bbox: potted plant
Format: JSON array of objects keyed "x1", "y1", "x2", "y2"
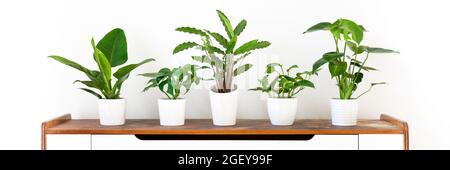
[
  {"x1": 173, "y1": 10, "x2": 271, "y2": 126},
  {"x1": 48, "y1": 28, "x2": 154, "y2": 126},
  {"x1": 140, "y1": 64, "x2": 202, "y2": 126},
  {"x1": 250, "y1": 63, "x2": 316, "y2": 125},
  {"x1": 303, "y1": 19, "x2": 399, "y2": 126}
]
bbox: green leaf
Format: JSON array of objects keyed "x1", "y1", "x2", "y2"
[
  {"x1": 173, "y1": 42, "x2": 199, "y2": 54},
  {"x1": 363, "y1": 46, "x2": 399, "y2": 54},
  {"x1": 266, "y1": 63, "x2": 282, "y2": 73},
  {"x1": 328, "y1": 61, "x2": 347, "y2": 77},
  {"x1": 96, "y1": 28, "x2": 128, "y2": 67},
  {"x1": 296, "y1": 79, "x2": 315, "y2": 88},
  {"x1": 74, "y1": 80, "x2": 97, "y2": 88},
  {"x1": 312, "y1": 58, "x2": 328, "y2": 72},
  {"x1": 139, "y1": 72, "x2": 163, "y2": 78},
  {"x1": 234, "y1": 19, "x2": 247, "y2": 36},
  {"x1": 312, "y1": 52, "x2": 344, "y2": 72},
  {"x1": 338, "y1": 19, "x2": 364, "y2": 44},
  {"x1": 78, "y1": 88, "x2": 102, "y2": 99},
  {"x1": 234, "y1": 40, "x2": 271, "y2": 55},
  {"x1": 216, "y1": 10, "x2": 235, "y2": 40},
  {"x1": 303, "y1": 22, "x2": 331, "y2": 34},
  {"x1": 204, "y1": 45, "x2": 225, "y2": 55},
  {"x1": 175, "y1": 27, "x2": 207, "y2": 36},
  {"x1": 206, "y1": 31, "x2": 228, "y2": 49},
  {"x1": 287, "y1": 65, "x2": 299, "y2": 73},
  {"x1": 112, "y1": 73, "x2": 130, "y2": 96},
  {"x1": 113, "y1": 58, "x2": 154, "y2": 79},
  {"x1": 351, "y1": 62, "x2": 377, "y2": 71},
  {"x1": 192, "y1": 55, "x2": 211, "y2": 64},
  {"x1": 48, "y1": 55, "x2": 93, "y2": 77},
  {"x1": 354, "y1": 72, "x2": 363, "y2": 83},
  {"x1": 92, "y1": 45, "x2": 112, "y2": 90},
  {"x1": 233, "y1": 64, "x2": 253, "y2": 76}
]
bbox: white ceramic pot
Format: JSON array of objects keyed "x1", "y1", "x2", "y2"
[
  {"x1": 267, "y1": 98, "x2": 298, "y2": 126},
  {"x1": 98, "y1": 99, "x2": 126, "y2": 126},
  {"x1": 158, "y1": 98, "x2": 186, "y2": 126},
  {"x1": 330, "y1": 98, "x2": 358, "y2": 126},
  {"x1": 209, "y1": 85, "x2": 238, "y2": 126}
]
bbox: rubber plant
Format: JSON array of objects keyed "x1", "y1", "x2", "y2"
[
  {"x1": 173, "y1": 9, "x2": 271, "y2": 93},
  {"x1": 140, "y1": 64, "x2": 204, "y2": 99},
  {"x1": 303, "y1": 19, "x2": 399, "y2": 99},
  {"x1": 250, "y1": 63, "x2": 316, "y2": 98},
  {"x1": 49, "y1": 28, "x2": 154, "y2": 99}
]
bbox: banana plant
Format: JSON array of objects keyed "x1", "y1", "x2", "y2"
[
  {"x1": 250, "y1": 63, "x2": 316, "y2": 98},
  {"x1": 303, "y1": 19, "x2": 399, "y2": 99},
  {"x1": 173, "y1": 9, "x2": 271, "y2": 93},
  {"x1": 49, "y1": 28, "x2": 154, "y2": 99},
  {"x1": 140, "y1": 64, "x2": 204, "y2": 100}
]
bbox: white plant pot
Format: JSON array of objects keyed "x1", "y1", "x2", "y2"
[
  {"x1": 209, "y1": 85, "x2": 238, "y2": 126},
  {"x1": 267, "y1": 98, "x2": 298, "y2": 126},
  {"x1": 158, "y1": 98, "x2": 186, "y2": 126},
  {"x1": 330, "y1": 98, "x2": 358, "y2": 126},
  {"x1": 98, "y1": 99, "x2": 126, "y2": 126}
]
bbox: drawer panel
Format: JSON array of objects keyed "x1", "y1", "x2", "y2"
[
  {"x1": 91, "y1": 134, "x2": 358, "y2": 150},
  {"x1": 358, "y1": 134, "x2": 404, "y2": 150},
  {"x1": 46, "y1": 134, "x2": 91, "y2": 150}
]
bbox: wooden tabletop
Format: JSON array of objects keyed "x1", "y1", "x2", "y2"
[{"x1": 43, "y1": 114, "x2": 407, "y2": 135}]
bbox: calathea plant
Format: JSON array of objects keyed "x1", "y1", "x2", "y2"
[
  {"x1": 303, "y1": 19, "x2": 399, "y2": 99},
  {"x1": 250, "y1": 63, "x2": 316, "y2": 98},
  {"x1": 49, "y1": 28, "x2": 154, "y2": 99},
  {"x1": 140, "y1": 64, "x2": 204, "y2": 100},
  {"x1": 173, "y1": 9, "x2": 271, "y2": 93}
]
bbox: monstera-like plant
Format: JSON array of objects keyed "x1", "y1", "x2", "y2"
[
  {"x1": 250, "y1": 63, "x2": 316, "y2": 126},
  {"x1": 173, "y1": 10, "x2": 271, "y2": 126},
  {"x1": 49, "y1": 28, "x2": 154, "y2": 125},
  {"x1": 140, "y1": 64, "x2": 203, "y2": 126},
  {"x1": 303, "y1": 19, "x2": 398, "y2": 126}
]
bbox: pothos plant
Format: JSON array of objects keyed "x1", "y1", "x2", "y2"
[
  {"x1": 173, "y1": 9, "x2": 271, "y2": 93},
  {"x1": 140, "y1": 64, "x2": 204, "y2": 100},
  {"x1": 250, "y1": 63, "x2": 316, "y2": 98},
  {"x1": 303, "y1": 19, "x2": 399, "y2": 99},
  {"x1": 49, "y1": 28, "x2": 154, "y2": 99}
]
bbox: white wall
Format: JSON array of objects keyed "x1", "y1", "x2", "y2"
[{"x1": 0, "y1": 0, "x2": 449, "y2": 149}]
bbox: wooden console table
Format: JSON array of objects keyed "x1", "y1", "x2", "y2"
[{"x1": 42, "y1": 114, "x2": 408, "y2": 150}]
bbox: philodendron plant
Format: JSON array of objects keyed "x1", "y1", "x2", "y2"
[
  {"x1": 303, "y1": 19, "x2": 399, "y2": 99},
  {"x1": 49, "y1": 28, "x2": 154, "y2": 99},
  {"x1": 173, "y1": 9, "x2": 271, "y2": 93},
  {"x1": 250, "y1": 63, "x2": 316, "y2": 98},
  {"x1": 140, "y1": 64, "x2": 203, "y2": 100}
]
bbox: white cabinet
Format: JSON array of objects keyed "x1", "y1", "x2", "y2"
[
  {"x1": 46, "y1": 134, "x2": 91, "y2": 150},
  {"x1": 358, "y1": 134, "x2": 404, "y2": 150},
  {"x1": 91, "y1": 135, "x2": 358, "y2": 150}
]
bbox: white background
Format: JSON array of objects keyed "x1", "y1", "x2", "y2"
[{"x1": 0, "y1": 0, "x2": 449, "y2": 149}]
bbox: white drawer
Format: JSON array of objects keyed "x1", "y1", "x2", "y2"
[
  {"x1": 46, "y1": 134, "x2": 91, "y2": 150},
  {"x1": 358, "y1": 134, "x2": 404, "y2": 150},
  {"x1": 91, "y1": 134, "x2": 358, "y2": 150}
]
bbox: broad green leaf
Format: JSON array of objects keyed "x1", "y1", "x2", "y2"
[
  {"x1": 139, "y1": 72, "x2": 164, "y2": 78},
  {"x1": 296, "y1": 79, "x2": 315, "y2": 88},
  {"x1": 323, "y1": 52, "x2": 344, "y2": 61},
  {"x1": 354, "y1": 72, "x2": 363, "y2": 83},
  {"x1": 351, "y1": 62, "x2": 377, "y2": 71},
  {"x1": 113, "y1": 58, "x2": 154, "y2": 79},
  {"x1": 175, "y1": 27, "x2": 207, "y2": 36},
  {"x1": 328, "y1": 61, "x2": 347, "y2": 77},
  {"x1": 234, "y1": 40, "x2": 271, "y2": 55},
  {"x1": 173, "y1": 42, "x2": 199, "y2": 54},
  {"x1": 93, "y1": 46, "x2": 112, "y2": 91},
  {"x1": 233, "y1": 64, "x2": 253, "y2": 76},
  {"x1": 192, "y1": 55, "x2": 211, "y2": 64},
  {"x1": 266, "y1": 63, "x2": 282, "y2": 73},
  {"x1": 78, "y1": 88, "x2": 102, "y2": 99},
  {"x1": 48, "y1": 55, "x2": 93, "y2": 77},
  {"x1": 216, "y1": 10, "x2": 235, "y2": 40},
  {"x1": 287, "y1": 65, "x2": 299, "y2": 73},
  {"x1": 112, "y1": 73, "x2": 130, "y2": 95},
  {"x1": 364, "y1": 46, "x2": 399, "y2": 54},
  {"x1": 203, "y1": 45, "x2": 225, "y2": 55},
  {"x1": 312, "y1": 58, "x2": 328, "y2": 72},
  {"x1": 303, "y1": 22, "x2": 331, "y2": 34},
  {"x1": 234, "y1": 20, "x2": 247, "y2": 36},
  {"x1": 96, "y1": 28, "x2": 128, "y2": 67},
  {"x1": 206, "y1": 31, "x2": 228, "y2": 49},
  {"x1": 338, "y1": 19, "x2": 364, "y2": 44},
  {"x1": 73, "y1": 80, "x2": 97, "y2": 89}
]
